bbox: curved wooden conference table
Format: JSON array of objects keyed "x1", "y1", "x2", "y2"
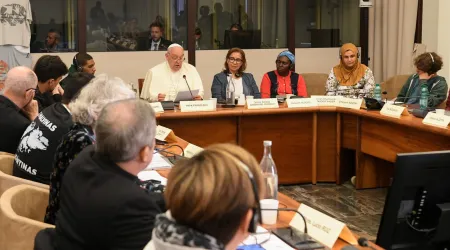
[{"x1": 155, "y1": 104, "x2": 450, "y2": 189}]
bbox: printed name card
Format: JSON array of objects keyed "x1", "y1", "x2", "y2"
[
  {"x1": 184, "y1": 143, "x2": 204, "y2": 158},
  {"x1": 180, "y1": 100, "x2": 215, "y2": 112},
  {"x1": 311, "y1": 95, "x2": 342, "y2": 107},
  {"x1": 380, "y1": 104, "x2": 408, "y2": 119},
  {"x1": 286, "y1": 98, "x2": 318, "y2": 108},
  {"x1": 246, "y1": 98, "x2": 279, "y2": 109},
  {"x1": 155, "y1": 125, "x2": 173, "y2": 141},
  {"x1": 422, "y1": 113, "x2": 450, "y2": 128},
  {"x1": 289, "y1": 204, "x2": 357, "y2": 248},
  {"x1": 338, "y1": 97, "x2": 363, "y2": 110},
  {"x1": 149, "y1": 102, "x2": 164, "y2": 113}
]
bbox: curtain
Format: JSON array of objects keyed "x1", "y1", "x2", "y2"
[{"x1": 368, "y1": 0, "x2": 418, "y2": 83}]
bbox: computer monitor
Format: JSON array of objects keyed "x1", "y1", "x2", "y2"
[
  {"x1": 376, "y1": 150, "x2": 450, "y2": 250},
  {"x1": 223, "y1": 30, "x2": 261, "y2": 49}
]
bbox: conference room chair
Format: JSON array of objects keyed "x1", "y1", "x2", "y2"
[
  {"x1": 0, "y1": 184, "x2": 54, "y2": 250},
  {"x1": 380, "y1": 74, "x2": 410, "y2": 100},
  {"x1": 0, "y1": 154, "x2": 48, "y2": 197},
  {"x1": 302, "y1": 73, "x2": 328, "y2": 96},
  {"x1": 138, "y1": 78, "x2": 145, "y2": 94}
]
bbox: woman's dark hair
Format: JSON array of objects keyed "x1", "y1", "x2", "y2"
[
  {"x1": 414, "y1": 52, "x2": 443, "y2": 75},
  {"x1": 223, "y1": 48, "x2": 247, "y2": 76}
]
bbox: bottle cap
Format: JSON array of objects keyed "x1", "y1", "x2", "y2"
[{"x1": 263, "y1": 140, "x2": 272, "y2": 146}]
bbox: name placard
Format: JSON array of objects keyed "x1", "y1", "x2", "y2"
[
  {"x1": 149, "y1": 102, "x2": 164, "y2": 113},
  {"x1": 311, "y1": 95, "x2": 342, "y2": 107},
  {"x1": 338, "y1": 97, "x2": 363, "y2": 110},
  {"x1": 246, "y1": 98, "x2": 279, "y2": 110},
  {"x1": 380, "y1": 104, "x2": 408, "y2": 119},
  {"x1": 184, "y1": 143, "x2": 204, "y2": 158},
  {"x1": 423, "y1": 113, "x2": 450, "y2": 128},
  {"x1": 286, "y1": 98, "x2": 318, "y2": 108},
  {"x1": 180, "y1": 100, "x2": 215, "y2": 112},
  {"x1": 290, "y1": 204, "x2": 357, "y2": 248},
  {"x1": 155, "y1": 125, "x2": 172, "y2": 141}
]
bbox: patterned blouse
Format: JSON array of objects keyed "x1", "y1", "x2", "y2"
[
  {"x1": 325, "y1": 67, "x2": 376, "y2": 98},
  {"x1": 44, "y1": 123, "x2": 95, "y2": 225}
]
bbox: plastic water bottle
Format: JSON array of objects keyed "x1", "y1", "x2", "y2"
[
  {"x1": 226, "y1": 78, "x2": 235, "y2": 105},
  {"x1": 260, "y1": 141, "x2": 278, "y2": 200},
  {"x1": 373, "y1": 83, "x2": 382, "y2": 101},
  {"x1": 420, "y1": 84, "x2": 429, "y2": 110}
]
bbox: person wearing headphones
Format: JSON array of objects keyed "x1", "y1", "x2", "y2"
[
  {"x1": 326, "y1": 43, "x2": 375, "y2": 98},
  {"x1": 211, "y1": 48, "x2": 261, "y2": 102},
  {"x1": 396, "y1": 52, "x2": 447, "y2": 108},
  {"x1": 68, "y1": 52, "x2": 96, "y2": 76},
  {"x1": 144, "y1": 143, "x2": 264, "y2": 250},
  {"x1": 260, "y1": 50, "x2": 308, "y2": 98}
]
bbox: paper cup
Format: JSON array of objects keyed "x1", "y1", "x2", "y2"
[
  {"x1": 436, "y1": 109, "x2": 445, "y2": 115},
  {"x1": 286, "y1": 94, "x2": 294, "y2": 99},
  {"x1": 260, "y1": 199, "x2": 279, "y2": 225},
  {"x1": 210, "y1": 98, "x2": 217, "y2": 107}
]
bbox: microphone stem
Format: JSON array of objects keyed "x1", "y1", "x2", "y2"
[
  {"x1": 261, "y1": 208, "x2": 308, "y2": 234},
  {"x1": 183, "y1": 76, "x2": 194, "y2": 100}
]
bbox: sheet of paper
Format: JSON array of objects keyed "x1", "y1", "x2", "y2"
[
  {"x1": 239, "y1": 226, "x2": 294, "y2": 250},
  {"x1": 137, "y1": 170, "x2": 167, "y2": 185},
  {"x1": 144, "y1": 152, "x2": 172, "y2": 170},
  {"x1": 174, "y1": 89, "x2": 200, "y2": 102}
]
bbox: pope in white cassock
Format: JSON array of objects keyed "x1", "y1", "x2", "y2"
[{"x1": 140, "y1": 43, "x2": 204, "y2": 102}]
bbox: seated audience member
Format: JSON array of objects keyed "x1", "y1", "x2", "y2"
[
  {"x1": 43, "y1": 29, "x2": 63, "y2": 52},
  {"x1": 13, "y1": 73, "x2": 94, "y2": 185},
  {"x1": 230, "y1": 23, "x2": 243, "y2": 31},
  {"x1": 44, "y1": 74, "x2": 135, "y2": 225},
  {"x1": 326, "y1": 43, "x2": 375, "y2": 98},
  {"x1": 34, "y1": 55, "x2": 69, "y2": 111},
  {"x1": 67, "y1": 53, "x2": 96, "y2": 77},
  {"x1": 260, "y1": 50, "x2": 308, "y2": 98},
  {"x1": 0, "y1": 67, "x2": 38, "y2": 154},
  {"x1": 211, "y1": 48, "x2": 260, "y2": 102},
  {"x1": 50, "y1": 99, "x2": 165, "y2": 249},
  {"x1": 396, "y1": 52, "x2": 447, "y2": 107},
  {"x1": 141, "y1": 43, "x2": 204, "y2": 101},
  {"x1": 148, "y1": 22, "x2": 173, "y2": 51},
  {"x1": 144, "y1": 143, "x2": 264, "y2": 250}
]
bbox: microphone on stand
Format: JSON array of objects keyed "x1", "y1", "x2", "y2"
[{"x1": 182, "y1": 75, "x2": 194, "y2": 100}]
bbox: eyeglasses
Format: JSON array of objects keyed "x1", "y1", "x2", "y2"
[
  {"x1": 168, "y1": 54, "x2": 185, "y2": 62},
  {"x1": 228, "y1": 57, "x2": 243, "y2": 64},
  {"x1": 275, "y1": 60, "x2": 290, "y2": 66}
]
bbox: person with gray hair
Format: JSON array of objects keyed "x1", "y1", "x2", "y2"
[
  {"x1": 44, "y1": 73, "x2": 136, "y2": 225},
  {"x1": 0, "y1": 66, "x2": 39, "y2": 153},
  {"x1": 46, "y1": 99, "x2": 164, "y2": 250}
]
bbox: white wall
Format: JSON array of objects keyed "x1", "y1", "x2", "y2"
[{"x1": 31, "y1": 48, "x2": 339, "y2": 99}]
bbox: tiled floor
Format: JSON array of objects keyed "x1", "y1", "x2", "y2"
[{"x1": 280, "y1": 183, "x2": 388, "y2": 241}]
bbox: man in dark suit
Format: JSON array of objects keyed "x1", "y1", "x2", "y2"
[
  {"x1": 52, "y1": 99, "x2": 165, "y2": 250},
  {"x1": 147, "y1": 22, "x2": 173, "y2": 51}
]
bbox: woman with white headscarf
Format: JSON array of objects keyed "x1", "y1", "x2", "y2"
[{"x1": 260, "y1": 50, "x2": 308, "y2": 98}]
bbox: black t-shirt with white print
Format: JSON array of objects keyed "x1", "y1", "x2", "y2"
[{"x1": 13, "y1": 103, "x2": 73, "y2": 184}]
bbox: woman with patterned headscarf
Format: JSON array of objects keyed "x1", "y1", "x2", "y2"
[
  {"x1": 260, "y1": 50, "x2": 308, "y2": 98},
  {"x1": 326, "y1": 43, "x2": 375, "y2": 98}
]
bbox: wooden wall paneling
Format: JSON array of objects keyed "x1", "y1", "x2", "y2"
[
  {"x1": 316, "y1": 112, "x2": 338, "y2": 182},
  {"x1": 357, "y1": 154, "x2": 394, "y2": 189},
  {"x1": 239, "y1": 113, "x2": 314, "y2": 184}
]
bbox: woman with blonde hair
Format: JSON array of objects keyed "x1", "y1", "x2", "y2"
[
  {"x1": 144, "y1": 143, "x2": 265, "y2": 250},
  {"x1": 326, "y1": 43, "x2": 375, "y2": 98}
]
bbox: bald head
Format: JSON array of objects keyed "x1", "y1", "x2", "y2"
[
  {"x1": 95, "y1": 99, "x2": 156, "y2": 163},
  {"x1": 4, "y1": 66, "x2": 37, "y2": 96}
]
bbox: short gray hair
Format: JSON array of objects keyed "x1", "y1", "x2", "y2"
[
  {"x1": 94, "y1": 99, "x2": 156, "y2": 162},
  {"x1": 69, "y1": 74, "x2": 135, "y2": 126},
  {"x1": 4, "y1": 66, "x2": 37, "y2": 96}
]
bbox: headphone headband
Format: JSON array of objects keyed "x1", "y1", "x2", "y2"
[
  {"x1": 429, "y1": 53, "x2": 435, "y2": 65},
  {"x1": 73, "y1": 54, "x2": 83, "y2": 72}
]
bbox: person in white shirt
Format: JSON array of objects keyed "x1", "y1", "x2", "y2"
[{"x1": 140, "y1": 43, "x2": 204, "y2": 102}]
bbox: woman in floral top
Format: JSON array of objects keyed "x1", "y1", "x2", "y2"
[
  {"x1": 44, "y1": 74, "x2": 136, "y2": 225},
  {"x1": 326, "y1": 43, "x2": 375, "y2": 98}
]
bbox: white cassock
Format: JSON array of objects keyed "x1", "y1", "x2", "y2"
[{"x1": 140, "y1": 61, "x2": 204, "y2": 102}]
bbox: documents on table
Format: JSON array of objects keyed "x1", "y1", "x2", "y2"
[
  {"x1": 144, "y1": 152, "x2": 172, "y2": 170},
  {"x1": 137, "y1": 170, "x2": 167, "y2": 185},
  {"x1": 239, "y1": 226, "x2": 294, "y2": 250}
]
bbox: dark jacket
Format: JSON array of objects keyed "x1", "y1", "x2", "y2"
[
  {"x1": 0, "y1": 95, "x2": 31, "y2": 154},
  {"x1": 140, "y1": 37, "x2": 173, "y2": 51},
  {"x1": 55, "y1": 146, "x2": 165, "y2": 250},
  {"x1": 13, "y1": 103, "x2": 73, "y2": 184},
  {"x1": 34, "y1": 89, "x2": 62, "y2": 112},
  {"x1": 211, "y1": 72, "x2": 261, "y2": 102},
  {"x1": 397, "y1": 74, "x2": 448, "y2": 107}
]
